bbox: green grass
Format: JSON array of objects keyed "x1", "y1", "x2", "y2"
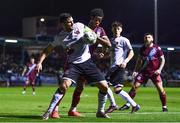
[{"x1": 0, "y1": 86, "x2": 180, "y2": 122}]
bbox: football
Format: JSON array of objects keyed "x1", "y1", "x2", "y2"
[{"x1": 83, "y1": 30, "x2": 97, "y2": 44}]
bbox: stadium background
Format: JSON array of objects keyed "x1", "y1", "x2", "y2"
[{"x1": 0, "y1": 0, "x2": 180, "y2": 87}]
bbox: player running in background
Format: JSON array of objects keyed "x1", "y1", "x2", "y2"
[
  {"x1": 119, "y1": 33, "x2": 168, "y2": 112},
  {"x1": 22, "y1": 57, "x2": 38, "y2": 95},
  {"x1": 37, "y1": 13, "x2": 110, "y2": 120},
  {"x1": 50, "y1": 8, "x2": 118, "y2": 118},
  {"x1": 105, "y1": 21, "x2": 140, "y2": 113}
]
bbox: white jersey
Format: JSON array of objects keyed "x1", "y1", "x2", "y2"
[
  {"x1": 51, "y1": 22, "x2": 91, "y2": 64},
  {"x1": 110, "y1": 36, "x2": 133, "y2": 66}
]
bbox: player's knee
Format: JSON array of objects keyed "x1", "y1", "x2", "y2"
[
  {"x1": 59, "y1": 80, "x2": 71, "y2": 93},
  {"x1": 75, "y1": 85, "x2": 84, "y2": 92},
  {"x1": 98, "y1": 81, "x2": 108, "y2": 93},
  {"x1": 114, "y1": 87, "x2": 122, "y2": 94},
  {"x1": 133, "y1": 82, "x2": 140, "y2": 90},
  {"x1": 160, "y1": 90, "x2": 166, "y2": 95}
]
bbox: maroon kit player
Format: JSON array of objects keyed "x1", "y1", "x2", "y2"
[
  {"x1": 22, "y1": 57, "x2": 38, "y2": 95},
  {"x1": 119, "y1": 33, "x2": 168, "y2": 112}
]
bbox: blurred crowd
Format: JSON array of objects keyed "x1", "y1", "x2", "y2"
[{"x1": 0, "y1": 46, "x2": 180, "y2": 87}]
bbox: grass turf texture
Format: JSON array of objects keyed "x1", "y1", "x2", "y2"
[{"x1": 0, "y1": 86, "x2": 180, "y2": 122}]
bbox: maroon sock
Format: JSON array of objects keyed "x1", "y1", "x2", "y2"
[
  {"x1": 160, "y1": 92, "x2": 167, "y2": 107},
  {"x1": 71, "y1": 90, "x2": 82, "y2": 108},
  {"x1": 128, "y1": 88, "x2": 136, "y2": 99}
]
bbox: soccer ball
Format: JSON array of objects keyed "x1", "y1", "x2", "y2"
[{"x1": 83, "y1": 30, "x2": 97, "y2": 44}]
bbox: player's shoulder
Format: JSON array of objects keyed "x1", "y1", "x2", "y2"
[
  {"x1": 120, "y1": 36, "x2": 129, "y2": 40},
  {"x1": 153, "y1": 44, "x2": 162, "y2": 50},
  {"x1": 56, "y1": 31, "x2": 69, "y2": 41},
  {"x1": 119, "y1": 36, "x2": 130, "y2": 43},
  {"x1": 74, "y1": 22, "x2": 85, "y2": 28},
  {"x1": 73, "y1": 22, "x2": 86, "y2": 32},
  {"x1": 96, "y1": 26, "x2": 104, "y2": 30},
  {"x1": 26, "y1": 63, "x2": 31, "y2": 66}
]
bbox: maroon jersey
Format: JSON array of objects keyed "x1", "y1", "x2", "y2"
[
  {"x1": 25, "y1": 63, "x2": 38, "y2": 81},
  {"x1": 89, "y1": 26, "x2": 107, "y2": 54},
  {"x1": 139, "y1": 44, "x2": 163, "y2": 75}
]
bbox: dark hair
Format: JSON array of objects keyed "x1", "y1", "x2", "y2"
[
  {"x1": 144, "y1": 32, "x2": 154, "y2": 37},
  {"x1": 111, "y1": 21, "x2": 123, "y2": 28},
  {"x1": 59, "y1": 13, "x2": 72, "y2": 23},
  {"x1": 90, "y1": 8, "x2": 104, "y2": 18}
]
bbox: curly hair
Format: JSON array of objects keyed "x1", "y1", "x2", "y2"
[{"x1": 90, "y1": 8, "x2": 104, "y2": 18}]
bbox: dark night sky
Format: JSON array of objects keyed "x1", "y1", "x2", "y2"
[{"x1": 0, "y1": 0, "x2": 180, "y2": 45}]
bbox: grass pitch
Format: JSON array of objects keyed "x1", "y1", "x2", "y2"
[{"x1": 0, "y1": 86, "x2": 180, "y2": 122}]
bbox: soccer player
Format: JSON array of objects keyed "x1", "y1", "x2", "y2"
[
  {"x1": 68, "y1": 8, "x2": 118, "y2": 116},
  {"x1": 51, "y1": 8, "x2": 118, "y2": 118},
  {"x1": 119, "y1": 33, "x2": 168, "y2": 112},
  {"x1": 105, "y1": 21, "x2": 140, "y2": 113},
  {"x1": 22, "y1": 57, "x2": 38, "y2": 95},
  {"x1": 37, "y1": 13, "x2": 110, "y2": 120}
]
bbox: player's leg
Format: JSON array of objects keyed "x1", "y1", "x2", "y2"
[
  {"x1": 152, "y1": 74, "x2": 168, "y2": 112},
  {"x1": 30, "y1": 78, "x2": 36, "y2": 95},
  {"x1": 79, "y1": 59, "x2": 109, "y2": 118},
  {"x1": 22, "y1": 79, "x2": 29, "y2": 94},
  {"x1": 68, "y1": 78, "x2": 85, "y2": 116},
  {"x1": 107, "y1": 66, "x2": 140, "y2": 113},
  {"x1": 42, "y1": 79, "x2": 72, "y2": 120},
  {"x1": 95, "y1": 80, "x2": 109, "y2": 118},
  {"x1": 105, "y1": 87, "x2": 118, "y2": 113},
  {"x1": 46, "y1": 63, "x2": 81, "y2": 119},
  {"x1": 114, "y1": 85, "x2": 140, "y2": 113},
  {"x1": 51, "y1": 78, "x2": 84, "y2": 118},
  {"x1": 50, "y1": 72, "x2": 63, "y2": 118},
  {"x1": 119, "y1": 73, "x2": 144, "y2": 112}
]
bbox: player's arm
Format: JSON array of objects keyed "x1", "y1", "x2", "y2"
[
  {"x1": 134, "y1": 55, "x2": 143, "y2": 72},
  {"x1": 21, "y1": 65, "x2": 27, "y2": 76},
  {"x1": 121, "y1": 49, "x2": 134, "y2": 68},
  {"x1": 155, "y1": 55, "x2": 165, "y2": 75},
  {"x1": 97, "y1": 36, "x2": 111, "y2": 47},
  {"x1": 37, "y1": 44, "x2": 54, "y2": 71},
  {"x1": 132, "y1": 55, "x2": 143, "y2": 78}
]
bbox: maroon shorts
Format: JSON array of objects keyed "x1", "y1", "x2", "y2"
[
  {"x1": 135, "y1": 73, "x2": 162, "y2": 84},
  {"x1": 26, "y1": 76, "x2": 36, "y2": 84}
]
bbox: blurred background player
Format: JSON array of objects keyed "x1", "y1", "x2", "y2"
[
  {"x1": 37, "y1": 13, "x2": 110, "y2": 120},
  {"x1": 50, "y1": 8, "x2": 118, "y2": 118},
  {"x1": 22, "y1": 57, "x2": 38, "y2": 95},
  {"x1": 120, "y1": 33, "x2": 168, "y2": 112},
  {"x1": 105, "y1": 21, "x2": 140, "y2": 113}
]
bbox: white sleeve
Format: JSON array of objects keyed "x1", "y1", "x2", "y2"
[
  {"x1": 51, "y1": 34, "x2": 65, "y2": 48},
  {"x1": 125, "y1": 38, "x2": 133, "y2": 50}
]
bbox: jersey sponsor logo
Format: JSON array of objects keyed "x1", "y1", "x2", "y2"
[{"x1": 74, "y1": 28, "x2": 80, "y2": 34}]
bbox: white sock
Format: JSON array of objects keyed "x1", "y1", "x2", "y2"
[
  {"x1": 163, "y1": 106, "x2": 167, "y2": 108},
  {"x1": 98, "y1": 92, "x2": 107, "y2": 112},
  {"x1": 107, "y1": 88, "x2": 116, "y2": 106},
  {"x1": 118, "y1": 90, "x2": 136, "y2": 107},
  {"x1": 48, "y1": 93, "x2": 63, "y2": 113},
  {"x1": 70, "y1": 107, "x2": 77, "y2": 112},
  {"x1": 126, "y1": 103, "x2": 131, "y2": 107},
  {"x1": 54, "y1": 106, "x2": 59, "y2": 111}
]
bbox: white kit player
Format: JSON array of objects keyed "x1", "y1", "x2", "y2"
[
  {"x1": 105, "y1": 21, "x2": 140, "y2": 113},
  {"x1": 36, "y1": 13, "x2": 110, "y2": 120}
]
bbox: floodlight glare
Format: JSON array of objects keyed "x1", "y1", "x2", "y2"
[
  {"x1": 167, "y1": 47, "x2": 175, "y2": 51},
  {"x1": 40, "y1": 18, "x2": 45, "y2": 22},
  {"x1": 5, "y1": 39, "x2": 18, "y2": 43}
]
